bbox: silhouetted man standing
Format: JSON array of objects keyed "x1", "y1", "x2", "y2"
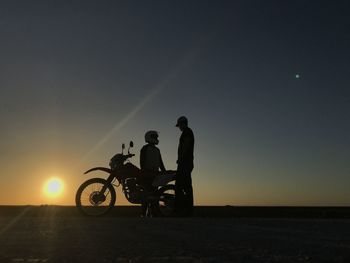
[{"x1": 175, "y1": 116, "x2": 194, "y2": 216}]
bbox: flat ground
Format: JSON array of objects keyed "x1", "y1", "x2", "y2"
[{"x1": 0, "y1": 206, "x2": 349, "y2": 262}]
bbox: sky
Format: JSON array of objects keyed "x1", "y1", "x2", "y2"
[{"x1": 0, "y1": 0, "x2": 349, "y2": 206}]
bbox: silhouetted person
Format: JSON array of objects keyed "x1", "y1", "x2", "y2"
[
  {"x1": 140, "y1": 130, "x2": 166, "y2": 216},
  {"x1": 175, "y1": 116, "x2": 194, "y2": 216}
]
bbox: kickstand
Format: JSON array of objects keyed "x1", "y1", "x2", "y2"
[{"x1": 145, "y1": 203, "x2": 154, "y2": 217}]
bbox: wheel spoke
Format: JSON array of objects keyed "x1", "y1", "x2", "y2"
[{"x1": 76, "y1": 179, "x2": 115, "y2": 216}]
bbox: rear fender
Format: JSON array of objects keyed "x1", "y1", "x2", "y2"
[
  {"x1": 84, "y1": 167, "x2": 112, "y2": 174},
  {"x1": 152, "y1": 172, "x2": 176, "y2": 187}
]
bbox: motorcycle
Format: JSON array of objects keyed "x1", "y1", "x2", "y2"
[{"x1": 75, "y1": 141, "x2": 176, "y2": 217}]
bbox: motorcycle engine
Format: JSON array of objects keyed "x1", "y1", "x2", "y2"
[{"x1": 125, "y1": 178, "x2": 143, "y2": 203}]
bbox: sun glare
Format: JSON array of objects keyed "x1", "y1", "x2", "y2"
[{"x1": 44, "y1": 177, "x2": 64, "y2": 198}]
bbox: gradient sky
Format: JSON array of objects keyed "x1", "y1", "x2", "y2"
[{"x1": 1, "y1": 0, "x2": 349, "y2": 206}]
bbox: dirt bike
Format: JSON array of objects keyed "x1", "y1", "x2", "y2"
[{"x1": 75, "y1": 141, "x2": 176, "y2": 217}]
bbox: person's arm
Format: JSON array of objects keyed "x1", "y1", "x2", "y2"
[
  {"x1": 156, "y1": 147, "x2": 166, "y2": 172},
  {"x1": 140, "y1": 146, "x2": 146, "y2": 170},
  {"x1": 159, "y1": 152, "x2": 166, "y2": 173}
]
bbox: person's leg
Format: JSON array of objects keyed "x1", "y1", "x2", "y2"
[
  {"x1": 141, "y1": 202, "x2": 147, "y2": 217},
  {"x1": 183, "y1": 171, "x2": 194, "y2": 216},
  {"x1": 175, "y1": 173, "x2": 185, "y2": 216},
  {"x1": 139, "y1": 175, "x2": 153, "y2": 217}
]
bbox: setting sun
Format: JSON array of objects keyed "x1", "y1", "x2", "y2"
[{"x1": 44, "y1": 177, "x2": 64, "y2": 198}]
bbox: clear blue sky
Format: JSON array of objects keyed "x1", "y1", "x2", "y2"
[{"x1": 0, "y1": 0, "x2": 349, "y2": 205}]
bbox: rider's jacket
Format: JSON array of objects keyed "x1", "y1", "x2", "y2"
[{"x1": 140, "y1": 144, "x2": 166, "y2": 173}]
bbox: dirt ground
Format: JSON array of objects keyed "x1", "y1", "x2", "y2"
[{"x1": 0, "y1": 207, "x2": 350, "y2": 262}]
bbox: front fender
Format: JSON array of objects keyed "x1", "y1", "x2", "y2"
[{"x1": 84, "y1": 167, "x2": 112, "y2": 174}]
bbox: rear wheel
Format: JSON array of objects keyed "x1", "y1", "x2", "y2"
[
  {"x1": 75, "y1": 178, "x2": 116, "y2": 216},
  {"x1": 156, "y1": 185, "x2": 176, "y2": 217}
]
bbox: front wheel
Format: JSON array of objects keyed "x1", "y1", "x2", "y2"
[
  {"x1": 75, "y1": 178, "x2": 116, "y2": 216},
  {"x1": 155, "y1": 185, "x2": 176, "y2": 217}
]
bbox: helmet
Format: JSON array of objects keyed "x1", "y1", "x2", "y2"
[
  {"x1": 175, "y1": 116, "x2": 188, "y2": 127},
  {"x1": 144, "y1": 130, "x2": 159, "y2": 144}
]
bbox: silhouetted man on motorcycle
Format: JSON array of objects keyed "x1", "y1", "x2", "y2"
[
  {"x1": 139, "y1": 130, "x2": 166, "y2": 217},
  {"x1": 175, "y1": 116, "x2": 195, "y2": 217}
]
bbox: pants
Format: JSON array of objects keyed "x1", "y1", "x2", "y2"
[
  {"x1": 139, "y1": 172, "x2": 156, "y2": 216},
  {"x1": 175, "y1": 165, "x2": 193, "y2": 216}
]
